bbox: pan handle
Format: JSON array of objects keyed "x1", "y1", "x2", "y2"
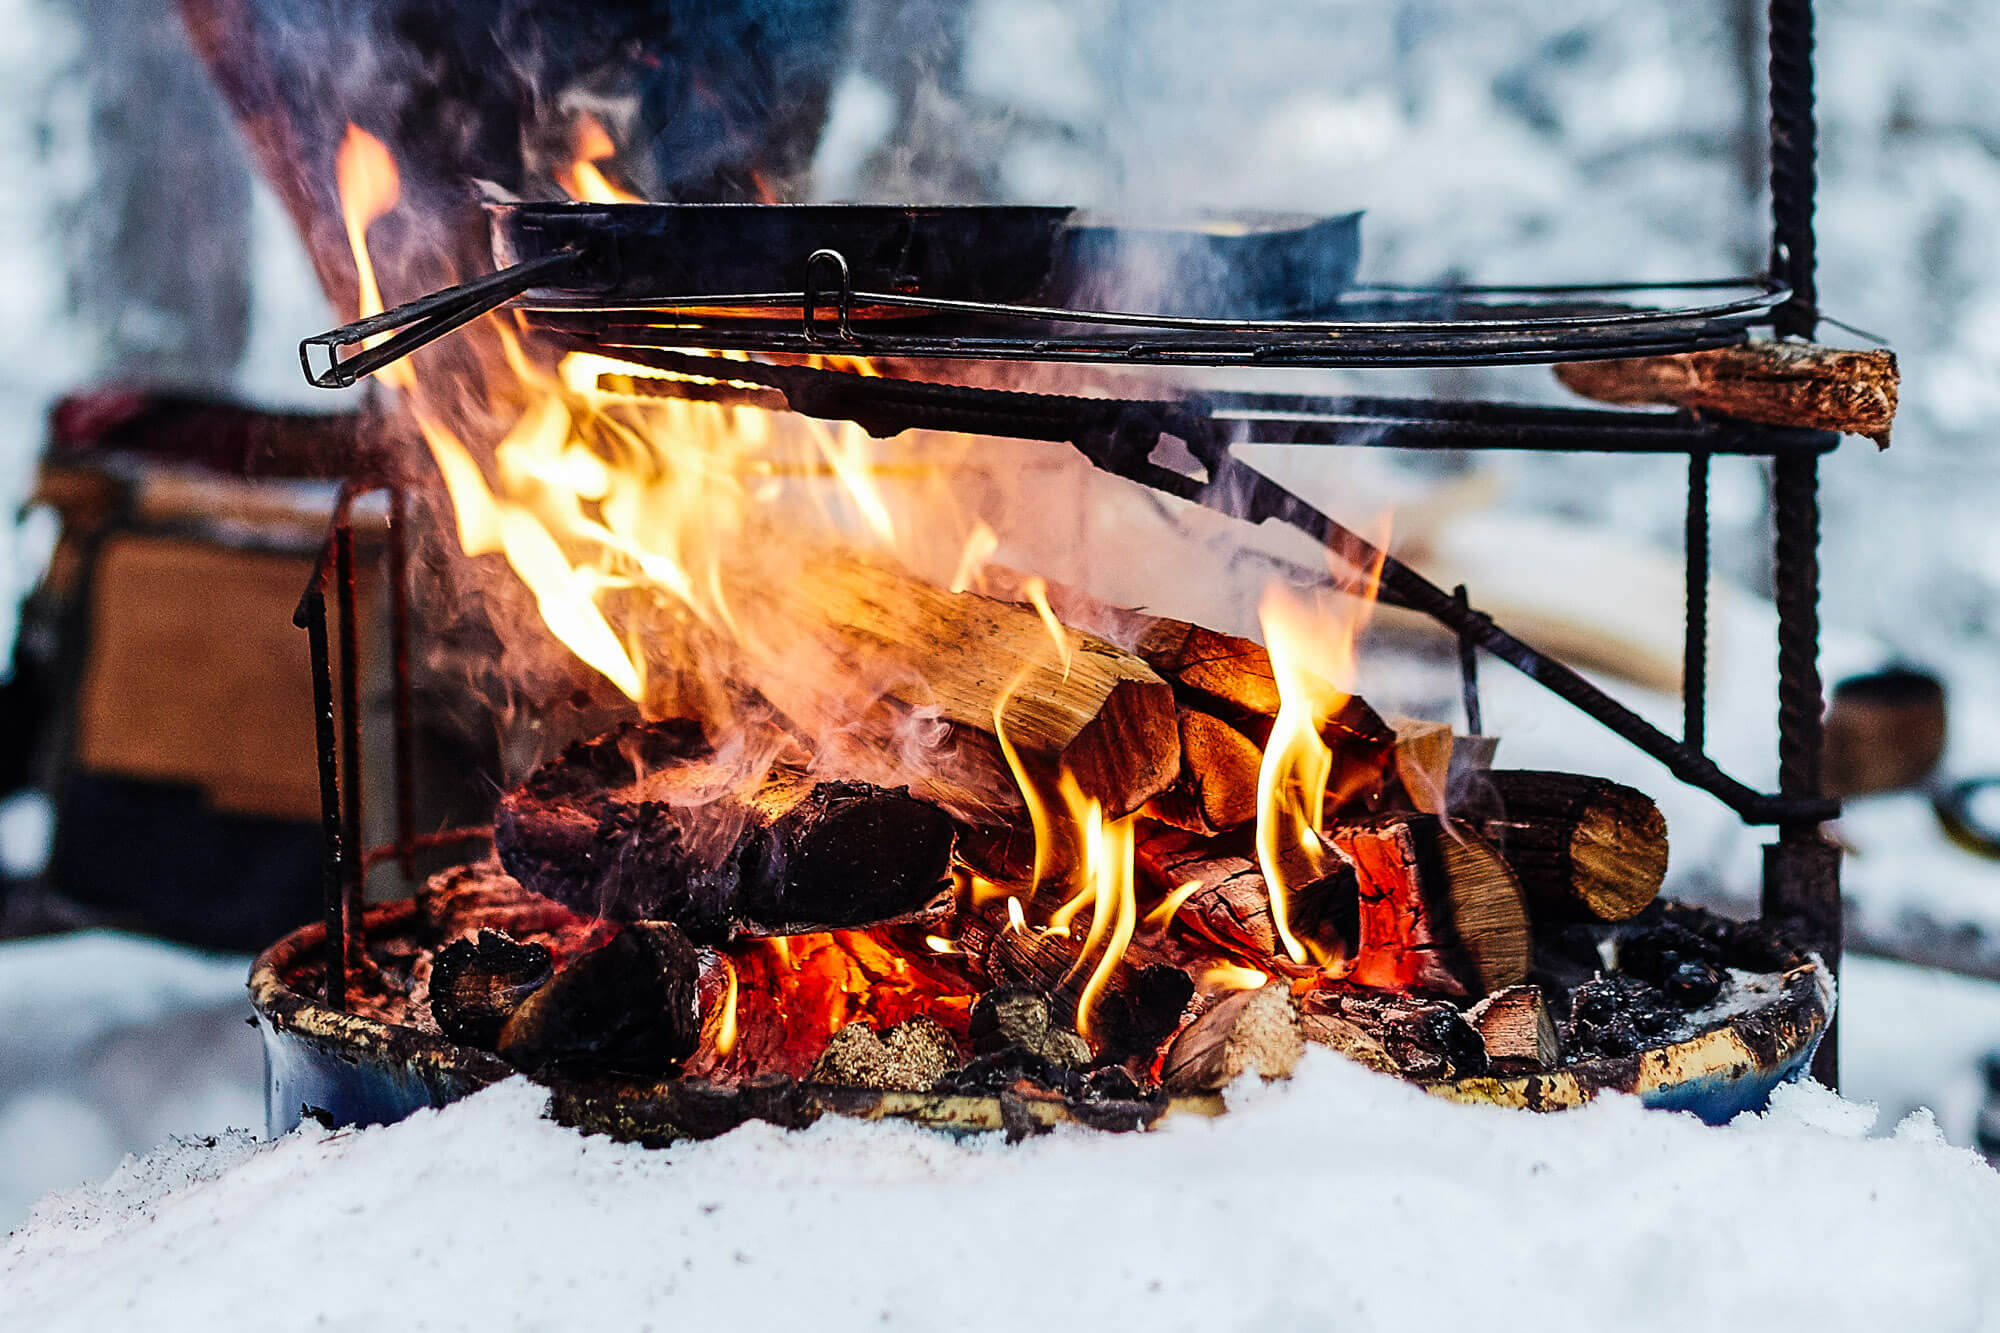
[{"x1": 298, "y1": 248, "x2": 583, "y2": 389}]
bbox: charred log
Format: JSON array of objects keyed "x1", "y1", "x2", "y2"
[
  {"x1": 495, "y1": 721, "x2": 956, "y2": 941},
  {"x1": 496, "y1": 921, "x2": 702, "y2": 1078},
  {"x1": 1133, "y1": 824, "x2": 1354, "y2": 965},
  {"x1": 428, "y1": 930, "x2": 553, "y2": 1049},
  {"x1": 1481, "y1": 770, "x2": 1667, "y2": 923},
  {"x1": 1303, "y1": 987, "x2": 1489, "y2": 1081}
]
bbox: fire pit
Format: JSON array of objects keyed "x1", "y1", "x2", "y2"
[{"x1": 225, "y1": 0, "x2": 1863, "y2": 1142}]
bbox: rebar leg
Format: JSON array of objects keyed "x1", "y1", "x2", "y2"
[{"x1": 1765, "y1": 450, "x2": 1839, "y2": 1086}]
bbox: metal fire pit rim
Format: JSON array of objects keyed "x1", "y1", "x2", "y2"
[{"x1": 249, "y1": 902, "x2": 1830, "y2": 1141}]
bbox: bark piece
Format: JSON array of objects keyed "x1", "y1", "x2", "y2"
[
  {"x1": 1464, "y1": 984, "x2": 1561, "y2": 1070},
  {"x1": 1554, "y1": 341, "x2": 1898, "y2": 446},
  {"x1": 494, "y1": 721, "x2": 957, "y2": 940},
  {"x1": 1149, "y1": 708, "x2": 1265, "y2": 834},
  {"x1": 428, "y1": 930, "x2": 553, "y2": 1049},
  {"x1": 1481, "y1": 770, "x2": 1668, "y2": 923},
  {"x1": 1328, "y1": 814, "x2": 1530, "y2": 998},
  {"x1": 496, "y1": 921, "x2": 702, "y2": 1078},
  {"x1": 1162, "y1": 983, "x2": 1304, "y2": 1092}
]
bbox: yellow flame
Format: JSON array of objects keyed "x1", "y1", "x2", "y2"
[
  {"x1": 557, "y1": 113, "x2": 644, "y2": 203},
  {"x1": 993, "y1": 665, "x2": 1058, "y2": 893},
  {"x1": 1200, "y1": 963, "x2": 1270, "y2": 992},
  {"x1": 924, "y1": 935, "x2": 959, "y2": 954},
  {"x1": 715, "y1": 959, "x2": 740, "y2": 1056},
  {"x1": 949, "y1": 520, "x2": 1000, "y2": 594},
  {"x1": 1005, "y1": 896, "x2": 1027, "y2": 932},
  {"x1": 335, "y1": 124, "x2": 414, "y2": 393},
  {"x1": 1253, "y1": 552, "x2": 1385, "y2": 964},
  {"x1": 1142, "y1": 878, "x2": 1204, "y2": 932},
  {"x1": 1021, "y1": 577, "x2": 1073, "y2": 680}
]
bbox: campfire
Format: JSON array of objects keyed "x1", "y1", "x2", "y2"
[{"x1": 229, "y1": 108, "x2": 1859, "y2": 1142}]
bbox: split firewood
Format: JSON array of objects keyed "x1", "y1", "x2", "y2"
[
  {"x1": 1148, "y1": 708, "x2": 1265, "y2": 835},
  {"x1": 1130, "y1": 619, "x2": 1282, "y2": 718},
  {"x1": 1480, "y1": 770, "x2": 1667, "y2": 923},
  {"x1": 1464, "y1": 984, "x2": 1561, "y2": 1070},
  {"x1": 427, "y1": 930, "x2": 554, "y2": 1049},
  {"x1": 496, "y1": 921, "x2": 702, "y2": 1078},
  {"x1": 1391, "y1": 718, "x2": 1454, "y2": 815},
  {"x1": 1328, "y1": 813, "x2": 1530, "y2": 998},
  {"x1": 1133, "y1": 824, "x2": 1352, "y2": 967},
  {"x1": 1297, "y1": 1009, "x2": 1401, "y2": 1076},
  {"x1": 1554, "y1": 341, "x2": 1898, "y2": 446},
  {"x1": 494, "y1": 721, "x2": 957, "y2": 941},
  {"x1": 1161, "y1": 983, "x2": 1304, "y2": 1092},
  {"x1": 741, "y1": 554, "x2": 1180, "y2": 818}
]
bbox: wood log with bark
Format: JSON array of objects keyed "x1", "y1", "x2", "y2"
[
  {"x1": 1479, "y1": 770, "x2": 1667, "y2": 923},
  {"x1": 427, "y1": 930, "x2": 553, "y2": 1049},
  {"x1": 1554, "y1": 341, "x2": 1898, "y2": 446},
  {"x1": 494, "y1": 721, "x2": 957, "y2": 941},
  {"x1": 1328, "y1": 813, "x2": 1530, "y2": 998}
]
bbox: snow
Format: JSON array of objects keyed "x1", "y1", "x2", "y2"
[
  {"x1": 5, "y1": 1056, "x2": 1998, "y2": 1332},
  {"x1": 0, "y1": 931, "x2": 263, "y2": 1229}
]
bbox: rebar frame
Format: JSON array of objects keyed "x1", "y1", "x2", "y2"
[{"x1": 293, "y1": 0, "x2": 1841, "y2": 1079}]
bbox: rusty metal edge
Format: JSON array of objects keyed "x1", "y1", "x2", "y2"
[{"x1": 250, "y1": 906, "x2": 1829, "y2": 1142}]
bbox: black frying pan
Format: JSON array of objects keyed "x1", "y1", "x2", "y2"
[{"x1": 302, "y1": 202, "x2": 1075, "y2": 387}]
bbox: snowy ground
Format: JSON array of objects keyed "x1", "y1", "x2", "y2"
[{"x1": 6, "y1": 1056, "x2": 1999, "y2": 1332}]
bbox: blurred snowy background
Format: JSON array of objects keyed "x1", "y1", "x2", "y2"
[{"x1": 6, "y1": 0, "x2": 2000, "y2": 1230}]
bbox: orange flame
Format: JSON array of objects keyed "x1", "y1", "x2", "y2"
[
  {"x1": 335, "y1": 125, "x2": 414, "y2": 393},
  {"x1": 1253, "y1": 534, "x2": 1387, "y2": 965},
  {"x1": 557, "y1": 113, "x2": 644, "y2": 204}
]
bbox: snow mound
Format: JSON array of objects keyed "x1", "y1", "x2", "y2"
[{"x1": 6, "y1": 1051, "x2": 1999, "y2": 1332}]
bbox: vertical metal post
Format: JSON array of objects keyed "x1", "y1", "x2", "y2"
[
  {"x1": 295, "y1": 582, "x2": 345, "y2": 1010},
  {"x1": 387, "y1": 485, "x2": 417, "y2": 889},
  {"x1": 1765, "y1": 450, "x2": 1840, "y2": 1086},
  {"x1": 1768, "y1": 0, "x2": 1818, "y2": 338},
  {"x1": 334, "y1": 517, "x2": 366, "y2": 980},
  {"x1": 1683, "y1": 451, "x2": 1710, "y2": 753},
  {"x1": 1454, "y1": 584, "x2": 1482, "y2": 736}
]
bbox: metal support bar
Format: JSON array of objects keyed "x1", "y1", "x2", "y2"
[
  {"x1": 1768, "y1": 0, "x2": 1819, "y2": 337},
  {"x1": 1684, "y1": 451, "x2": 1711, "y2": 752},
  {"x1": 1766, "y1": 448, "x2": 1839, "y2": 1085},
  {"x1": 1455, "y1": 584, "x2": 1483, "y2": 736},
  {"x1": 387, "y1": 486, "x2": 417, "y2": 889},
  {"x1": 334, "y1": 516, "x2": 364, "y2": 980},
  {"x1": 293, "y1": 581, "x2": 345, "y2": 1010}
]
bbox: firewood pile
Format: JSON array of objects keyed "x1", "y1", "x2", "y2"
[{"x1": 332, "y1": 563, "x2": 1807, "y2": 1137}]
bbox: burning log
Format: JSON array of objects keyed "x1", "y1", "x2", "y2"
[
  {"x1": 1464, "y1": 984, "x2": 1561, "y2": 1070},
  {"x1": 1161, "y1": 983, "x2": 1304, "y2": 1092},
  {"x1": 494, "y1": 721, "x2": 957, "y2": 940},
  {"x1": 428, "y1": 931, "x2": 554, "y2": 1049},
  {"x1": 1554, "y1": 341, "x2": 1898, "y2": 446},
  {"x1": 956, "y1": 906, "x2": 1198, "y2": 1060},
  {"x1": 1328, "y1": 814, "x2": 1530, "y2": 998},
  {"x1": 1480, "y1": 770, "x2": 1667, "y2": 923},
  {"x1": 747, "y1": 555, "x2": 1180, "y2": 819},
  {"x1": 1133, "y1": 824, "x2": 1352, "y2": 966},
  {"x1": 495, "y1": 921, "x2": 702, "y2": 1078},
  {"x1": 1149, "y1": 708, "x2": 1264, "y2": 835},
  {"x1": 1130, "y1": 619, "x2": 1282, "y2": 718}
]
